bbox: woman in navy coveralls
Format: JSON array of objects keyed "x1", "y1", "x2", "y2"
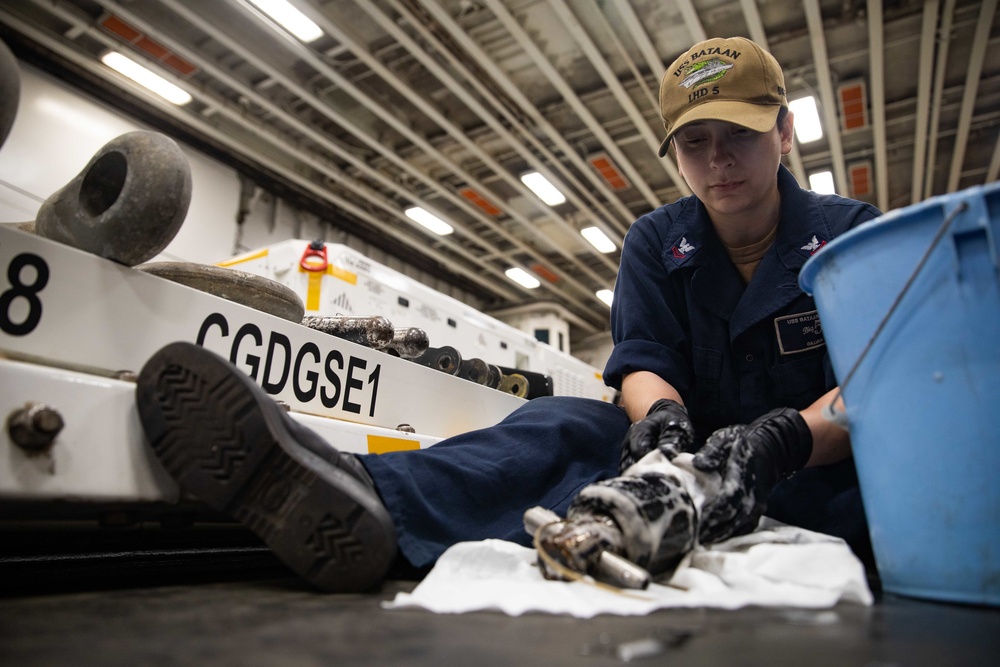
[{"x1": 137, "y1": 37, "x2": 881, "y2": 591}]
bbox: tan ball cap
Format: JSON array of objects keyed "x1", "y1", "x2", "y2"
[{"x1": 657, "y1": 36, "x2": 787, "y2": 157}]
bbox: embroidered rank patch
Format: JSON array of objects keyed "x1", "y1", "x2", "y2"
[
  {"x1": 798, "y1": 234, "x2": 828, "y2": 258},
  {"x1": 774, "y1": 310, "x2": 825, "y2": 355},
  {"x1": 669, "y1": 236, "x2": 698, "y2": 265}
]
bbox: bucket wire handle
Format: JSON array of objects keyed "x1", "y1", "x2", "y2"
[{"x1": 823, "y1": 201, "x2": 970, "y2": 426}]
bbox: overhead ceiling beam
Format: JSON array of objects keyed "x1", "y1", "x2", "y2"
[
  {"x1": 867, "y1": 0, "x2": 889, "y2": 211},
  {"x1": 946, "y1": 0, "x2": 997, "y2": 192},
  {"x1": 988, "y1": 133, "x2": 1000, "y2": 184},
  {"x1": 479, "y1": 0, "x2": 682, "y2": 207},
  {"x1": 738, "y1": 0, "x2": 808, "y2": 186},
  {"x1": 676, "y1": 0, "x2": 707, "y2": 43},
  {"x1": 545, "y1": 0, "x2": 688, "y2": 194},
  {"x1": 297, "y1": 0, "x2": 623, "y2": 301},
  {"x1": 924, "y1": 0, "x2": 956, "y2": 198},
  {"x1": 583, "y1": 0, "x2": 657, "y2": 117},
  {"x1": 611, "y1": 0, "x2": 667, "y2": 86},
  {"x1": 350, "y1": 0, "x2": 621, "y2": 276},
  {"x1": 376, "y1": 0, "x2": 628, "y2": 249},
  {"x1": 912, "y1": 0, "x2": 939, "y2": 205},
  {"x1": 802, "y1": 0, "x2": 849, "y2": 195},
  {"x1": 401, "y1": 0, "x2": 637, "y2": 236}
]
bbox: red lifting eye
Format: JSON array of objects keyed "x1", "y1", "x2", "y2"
[{"x1": 300, "y1": 242, "x2": 328, "y2": 272}]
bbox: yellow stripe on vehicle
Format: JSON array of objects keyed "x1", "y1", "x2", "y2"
[
  {"x1": 327, "y1": 263, "x2": 357, "y2": 284},
  {"x1": 367, "y1": 434, "x2": 421, "y2": 454},
  {"x1": 304, "y1": 270, "x2": 323, "y2": 311},
  {"x1": 216, "y1": 248, "x2": 268, "y2": 267}
]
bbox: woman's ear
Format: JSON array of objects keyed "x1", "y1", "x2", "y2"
[{"x1": 780, "y1": 110, "x2": 796, "y2": 155}]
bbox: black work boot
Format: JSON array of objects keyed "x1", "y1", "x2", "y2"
[{"x1": 135, "y1": 341, "x2": 396, "y2": 593}]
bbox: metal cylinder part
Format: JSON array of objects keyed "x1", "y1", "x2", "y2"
[
  {"x1": 458, "y1": 357, "x2": 490, "y2": 385},
  {"x1": 34, "y1": 131, "x2": 193, "y2": 266},
  {"x1": 522, "y1": 506, "x2": 651, "y2": 590},
  {"x1": 387, "y1": 327, "x2": 429, "y2": 359},
  {"x1": 486, "y1": 364, "x2": 502, "y2": 389},
  {"x1": 595, "y1": 551, "x2": 652, "y2": 590},
  {"x1": 497, "y1": 366, "x2": 554, "y2": 399},
  {"x1": 498, "y1": 372, "x2": 529, "y2": 397},
  {"x1": 523, "y1": 506, "x2": 561, "y2": 536},
  {"x1": 413, "y1": 345, "x2": 462, "y2": 375},
  {"x1": 301, "y1": 315, "x2": 394, "y2": 349}
]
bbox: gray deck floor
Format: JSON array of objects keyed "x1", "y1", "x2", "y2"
[{"x1": 2, "y1": 574, "x2": 999, "y2": 666}]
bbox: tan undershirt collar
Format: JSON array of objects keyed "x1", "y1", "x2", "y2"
[{"x1": 724, "y1": 223, "x2": 779, "y2": 284}]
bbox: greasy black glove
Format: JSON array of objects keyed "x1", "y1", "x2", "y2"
[
  {"x1": 619, "y1": 398, "x2": 695, "y2": 472},
  {"x1": 692, "y1": 408, "x2": 813, "y2": 545}
]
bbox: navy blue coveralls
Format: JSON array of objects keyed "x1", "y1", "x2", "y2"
[{"x1": 361, "y1": 165, "x2": 882, "y2": 569}]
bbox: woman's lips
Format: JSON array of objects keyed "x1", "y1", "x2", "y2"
[{"x1": 711, "y1": 181, "x2": 743, "y2": 193}]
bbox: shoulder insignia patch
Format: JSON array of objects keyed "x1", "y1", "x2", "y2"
[
  {"x1": 670, "y1": 236, "x2": 698, "y2": 265},
  {"x1": 798, "y1": 234, "x2": 828, "y2": 258}
]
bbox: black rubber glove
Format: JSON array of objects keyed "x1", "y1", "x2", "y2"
[
  {"x1": 692, "y1": 408, "x2": 813, "y2": 545},
  {"x1": 619, "y1": 398, "x2": 695, "y2": 472}
]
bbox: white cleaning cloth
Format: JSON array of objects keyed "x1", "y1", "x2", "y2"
[{"x1": 383, "y1": 519, "x2": 873, "y2": 617}]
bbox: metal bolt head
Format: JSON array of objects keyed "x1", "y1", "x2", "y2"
[{"x1": 7, "y1": 402, "x2": 64, "y2": 452}]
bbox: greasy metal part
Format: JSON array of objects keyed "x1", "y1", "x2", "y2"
[
  {"x1": 458, "y1": 357, "x2": 490, "y2": 385},
  {"x1": 386, "y1": 328, "x2": 429, "y2": 359},
  {"x1": 498, "y1": 372, "x2": 529, "y2": 398},
  {"x1": 139, "y1": 261, "x2": 305, "y2": 323},
  {"x1": 34, "y1": 131, "x2": 192, "y2": 266},
  {"x1": 486, "y1": 364, "x2": 502, "y2": 389},
  {"x1": 498, "y1": 366, "x2": 554, "y2": 399},
  {"x1": 595, "y1": 551, "x2": 653, "y2": 590},
  {"x1": 300, "y1": 315, "x2": 394, "y2": 349},
  {"x1": 6, "y1": 402, "x2": 64, "y2": 452},
  {"x1": 522, "y1": 506, "x2": 652, "y2": 590},
  {"x1": 413, "y1": 346, "x2": 461, "y2": 375},
  {"x1": 523, "y1": 506, "x2": 561, "y2": 535},
  {"x1": 0, "y1": 38, "x2": 19, "y2": 149},
  {"x1": 396, "y1": 424, "x2": 416, "y2": 433}
]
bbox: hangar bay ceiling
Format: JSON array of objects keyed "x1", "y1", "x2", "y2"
[{"x1": 0, "y1": 0, "x2": 997, "y2": 342}]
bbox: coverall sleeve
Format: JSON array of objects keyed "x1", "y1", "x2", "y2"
[{"x1": 603, "y1": 212, "x2": 693, "y2": 398}]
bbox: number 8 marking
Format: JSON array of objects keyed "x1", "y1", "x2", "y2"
[{"x1": 1, "y1": 253, "x2": 50, "y2": 336}]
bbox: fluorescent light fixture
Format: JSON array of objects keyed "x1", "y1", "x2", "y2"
[
  {"x1": 101, "y1": 52, "x2": 192, "y2": 105},
  {"x1": 808, "y1": 171, "x2": 836, "y2": 194},
  {"x1": 405, "y1": 207, "x2": 454, "y2": 235},
  {"x1": 247, "y1": 0, "x2": 323, "y2": 42},
  {"x1": 789, "y1": 96, "x2": 823, "y2": 143},
  {"x1": 520, "y1": 172, "x2": 566, "y2": 206},
  {"x1": 596, "y1": 289, "x2": 614, "y2": 307},
  {"x1": 505, "y1": 267, "x2": 541, "y2": 289},
  {"x1": 580, "y1": 226, "x2": 617, "y2": 253}
]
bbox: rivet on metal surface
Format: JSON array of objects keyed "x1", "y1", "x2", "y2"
[
  {"x1": 396, "y1": 424, "x2": 416, "y2": 433},
  {"x1": 6, "y1": 402, "x2": 65, "y2": 452}
]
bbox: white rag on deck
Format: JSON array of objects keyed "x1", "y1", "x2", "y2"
[{"x1": 382, "y1": 519, "x2": 873, "y2": 617}]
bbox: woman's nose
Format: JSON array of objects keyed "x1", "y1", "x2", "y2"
[{"x1": 709, "y1": 138, "x2": 735, "y2": 167}]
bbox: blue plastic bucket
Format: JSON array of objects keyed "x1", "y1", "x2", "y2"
[{"x1": 800, "y1": 182, "x2": 1000, "y2": 606}]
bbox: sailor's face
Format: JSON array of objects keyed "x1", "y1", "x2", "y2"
[{"x1": 673, "y1": 117, "x2": 793, "y2": 222}]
